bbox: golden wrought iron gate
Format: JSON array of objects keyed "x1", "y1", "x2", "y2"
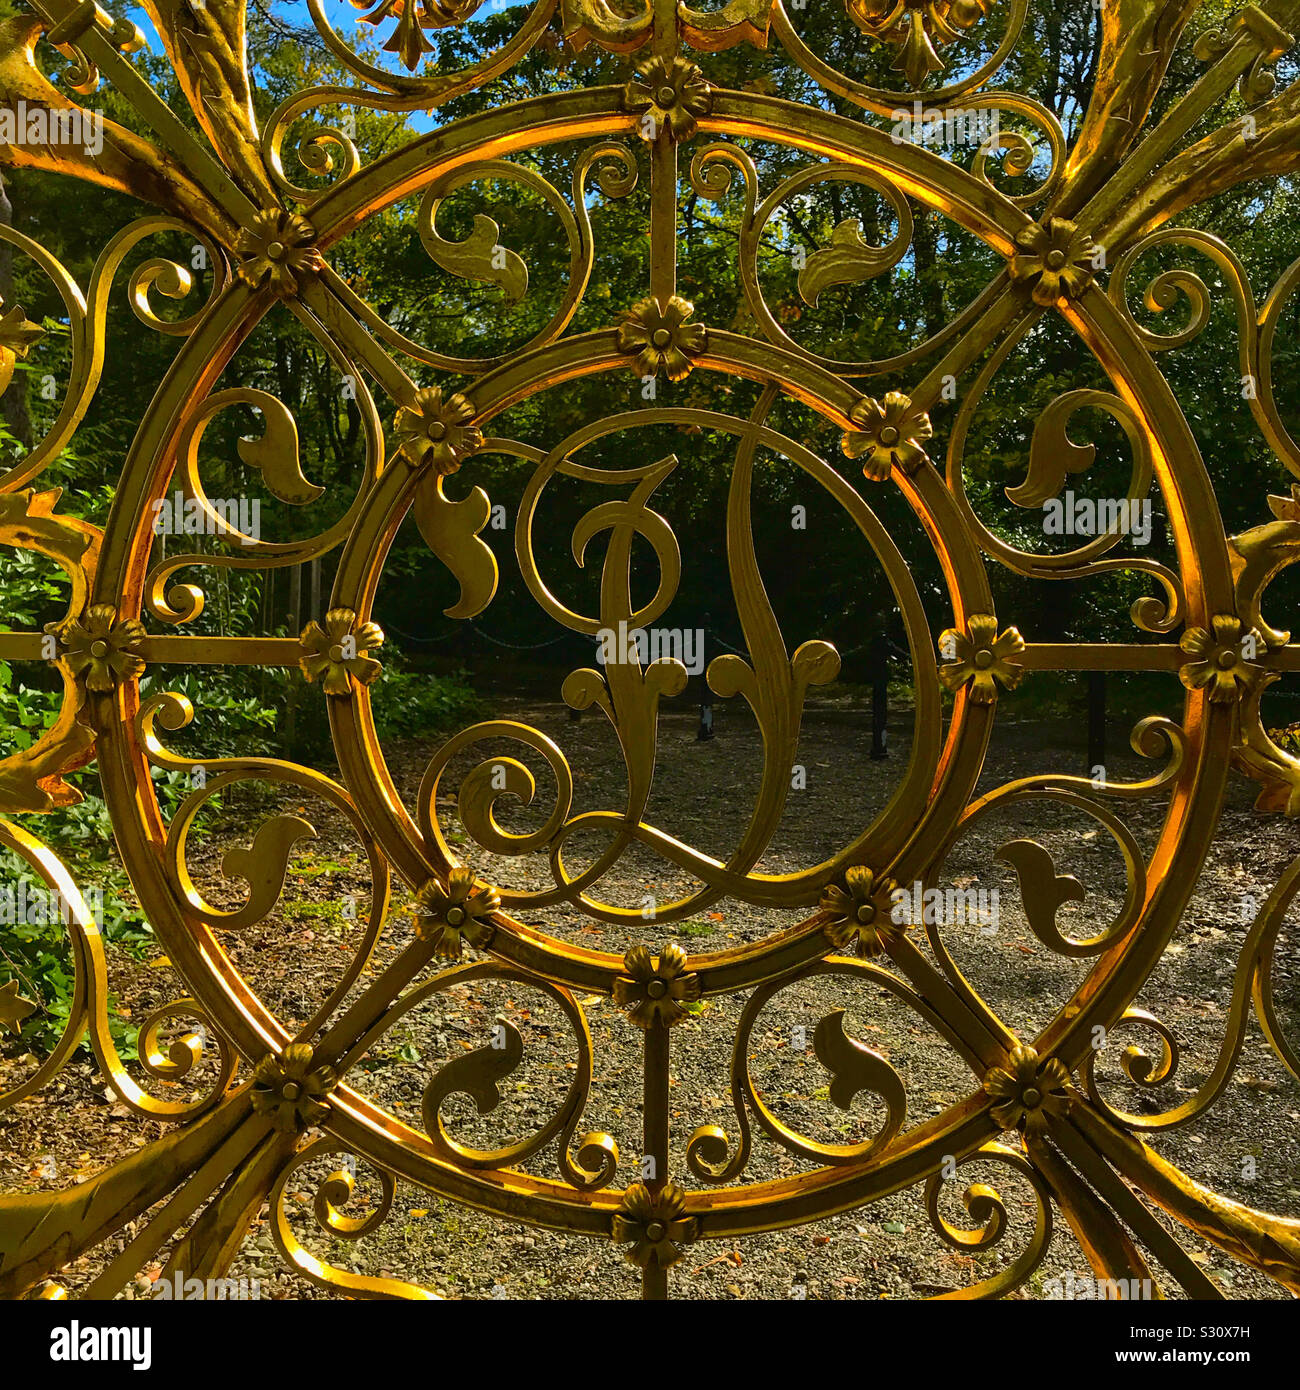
[{"x1": 1, "y1": 0, "x2": 1300, "y2": 1301}]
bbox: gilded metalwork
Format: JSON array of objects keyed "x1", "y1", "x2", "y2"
[
  {"x1": 393, "y1": 387, "x2": 482, "y2": 473},
  {"x1": 819, "y1": 866, "x2": 904, "y2": 956},
  {"x1": 411, "y1": 867, "x2": 500, "y2": 958},
  {"x1": 298, "y1": 609, "x2": 385, "y2": 694},
  {"x1": 617, "y1": 294, "x2": 707, "y2": 380},
  {"x1": 842, "y1": 391, "x2": 933, "y2": 479},
  {"x1": 613, "y1": 943, "x2": 701, "y2": 1028},
  {"x1": 844, "y1": 0, "x2": 999, "y2": 88},
  {"x1": 0, "y1": 0, "x2": 1298, "y2": 1303},
  {"x1": 938, "y1": 614, "x2": 1025, "y2": 703}
]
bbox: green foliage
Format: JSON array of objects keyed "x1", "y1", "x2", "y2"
[
  {"x1": 0, "y1": 825, "x2": 151, "y2": 1055},
  {"x1": 1, "y1": 1, "x2": 1299, "y2": 1044},
  {"x1": 369, "y1": 665, "x2": 481, "y2": 743},
  {"x1": 0, "y1": 659, "x2": 58, "y2": 754}
]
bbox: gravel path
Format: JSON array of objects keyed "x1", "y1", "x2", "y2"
[{"x1": 2, "y1": 690, "x2": 1296, "y2": 1300}]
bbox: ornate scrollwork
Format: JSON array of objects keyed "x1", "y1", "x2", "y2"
[
  {"x1": 144, "y1": 335, "x2": 384, "y2": 625},
  {"x1": 0, "y1": 490, "x2": 98, "y2": 812},
  {"x1": 947, "y1": 785, "x2": 1147, "y2": 961},
  {"x1": 845, "y1": 0, "x2": 998, "y2": 87},
  {"x1": 938, "y1": 615, "x2": 1025, "y2": 703},
  {"x1": 774, "y1": 0, "x2": 1032, "y2": 114},
  {"x1": 3, "y1": 0, "x2": 1300, "y2": 1306},
  {"x1": 269, "y1": 1141, "x2": 436, "y2": 1299},
  {"x1": 692, "y1": 151, "x2": 924, "y2": 376},
  {"x1": 685, "y1": 959, "x2": 968, "y2": 1184},
  {"x1": 333, "y1": 960, "x2": 618, "y2": 1191},
  {"x1": 1109, "y1": 229, "x2": 1300, "y2": 480},
  {"x1": 923, "y1": 1142, "x2": 1054, "y2": 1299}
]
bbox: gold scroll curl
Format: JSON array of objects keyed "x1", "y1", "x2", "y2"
[
  {"x1": 771, "y1": 0, "x2": 1032, "y2": 116},
  {"x1": 332, "y1": 960, "x2": 618, "y2": 1191},
  {"x1": 0, "y1": 816, "x2": 236, "y2": 1120},
  {"x1": 922, "y1": 1141, "x2": 1054, "y2": 1299},
  {"x1": 269, "y1": 1139, "x2": 438, "y2": 1299},
  {"x1": 946, "y1": 317, "x2": 1183, "y2": 633},
  {"x1": 144, "y1": 321, "x2": 382, "y2": 626},
  {"x1": 317, "y1": 141, "x2": 638, "y2": 374},
  {"x1": 139, "y1": 691, "x2": 391, "y2": 1037},
  {"x1": 0, "y1": 217, "x2": 224, "y2": 495},
  {"x1": 1081, "y1": 850, "x2": 1300, "y2": 1132},
  {"x1": 948, "y1": 785, "x2": 1148, "y2": 960},
  {"x1": 1110, "y1": 227, "x2": 1300, "y2": 481},
  {"x1": 300, "y1": 0, "x2": 556, "y2": 97},
  {"x1": 0, "y1": 489, "x2": 100, "y2": 812},
  {"x1": 260, "y1": 0, "x2": 559, "y2": 191},
  {"x1": 687, "y1": 958, "x2": 983, "y2": 1183},
  {"x1": 690, "y1": 150, "x2": 948, "y2": 378}
]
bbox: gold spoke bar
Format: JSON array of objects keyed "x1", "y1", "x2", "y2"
[{"x1": 3, "y1": 634, "x2": 1300, "y2": 674}]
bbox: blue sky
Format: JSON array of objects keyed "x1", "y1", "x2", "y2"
[
  {"x1": 125, "y1": 0, "x2": 534, "y2": 67},
  {"x1": 123, "y1": 0, "x2": 536, "y2": 136}
]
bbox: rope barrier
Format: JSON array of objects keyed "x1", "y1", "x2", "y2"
[
  {"x1": 706, "y1": 627, "x2": 872, "y2": 662},
  {"x1": 467, "y1": 623, "x2": 574, "y2": 651},
  {"x1": 383, "y1": 615, "x2": 875, "y2": 661},
  {"x1": 381, "y1": 618, "x2": 463, "y2": 647},
  {"x1": 383, "y1": 616, "x2": 580, "y2": 652}
]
